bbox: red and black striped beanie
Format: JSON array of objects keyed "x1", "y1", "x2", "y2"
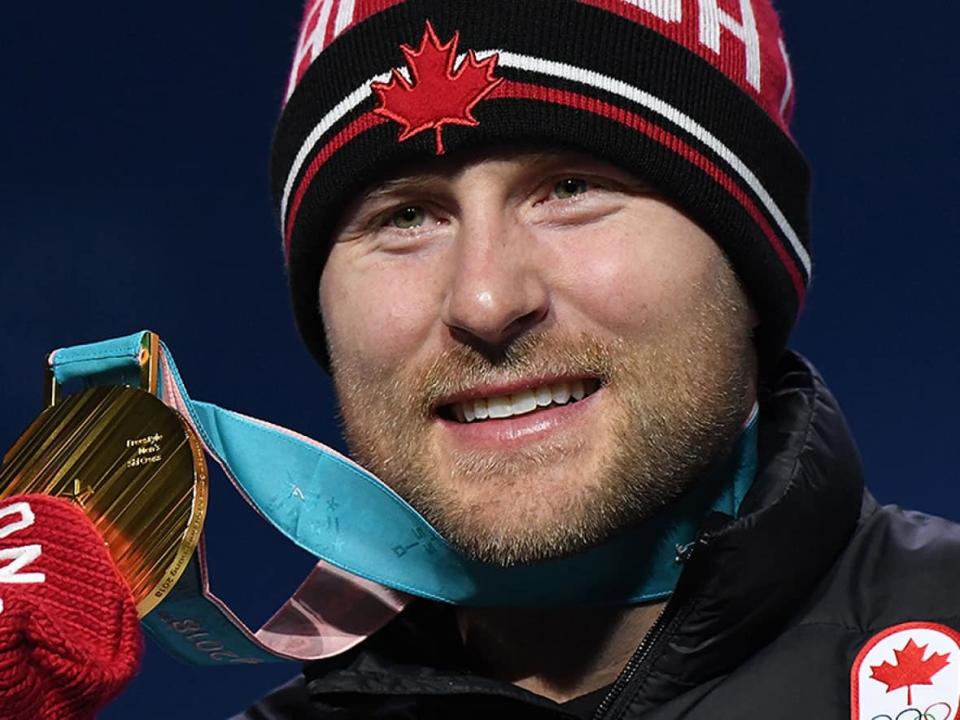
[{"x1": 272, "y1": 0, "x2": 811, "y2": 366}]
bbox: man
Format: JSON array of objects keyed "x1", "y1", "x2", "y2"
[{"x1": 242, "y1": 0, "x2": 960, "y2": 718}]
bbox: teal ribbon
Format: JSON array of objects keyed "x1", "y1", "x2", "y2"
[{"x1": 52, "y1": 331, "x2": 757, "y2": 608}]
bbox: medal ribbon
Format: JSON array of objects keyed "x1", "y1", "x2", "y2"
[{"x1": 50, "y1": 331, "x2": 758, "y2": 665}]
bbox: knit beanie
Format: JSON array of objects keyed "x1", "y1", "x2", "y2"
[
  {"x1": 0, "y1": 495, "x2": 142, "y2": 720},
  {"x1": 271, "y1": 0, "x2": 811, "y2": 366}
]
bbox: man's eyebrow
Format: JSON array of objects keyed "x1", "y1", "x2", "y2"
[
  {"x1": 358, "y1": 150, "x2": 581, "y2": 203},
  {"x1": 361, "y1": 174, "x2": 449, "y2": 204}
]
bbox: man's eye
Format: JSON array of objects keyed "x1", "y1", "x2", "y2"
[
  {"x1": 553, "y1": 178, "x2": 590, "y2": 200},
  {"x1": 389, "y1": 206, "x2": 427, "y2": 229}
]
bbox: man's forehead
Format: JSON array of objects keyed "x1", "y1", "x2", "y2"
[{"x1": 358, "y1": 146, "x2": 630, "y2": 198}]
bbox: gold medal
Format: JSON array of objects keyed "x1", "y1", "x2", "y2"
[{"x1": 0, "y1": 384, "x2": 208, "y2": 617}]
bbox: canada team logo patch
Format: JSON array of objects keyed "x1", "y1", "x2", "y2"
[{"x1": 852, "y1": 623, "x2": 960, "y2": 720}]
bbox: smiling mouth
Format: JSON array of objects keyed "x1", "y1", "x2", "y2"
[{"x1": 437, "y1": 378, "x2": 602, "y2": 424}]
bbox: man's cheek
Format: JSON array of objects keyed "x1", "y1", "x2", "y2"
[
  {"x1": 325, "y1": 267, "x2": 441, "y2": 361},
  {"x1": 555, "y1": 256, "x2": 654, "y2": 336}
]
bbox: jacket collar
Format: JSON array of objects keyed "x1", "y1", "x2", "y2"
[{"x1": 632, "y1": 350, "x2": 866, "y2": 705}]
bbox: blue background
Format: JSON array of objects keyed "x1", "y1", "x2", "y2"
[{"x1": 1, "y1": 2, "x2": 958, "y2": 717}]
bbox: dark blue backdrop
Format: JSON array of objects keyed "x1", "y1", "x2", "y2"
[{"x1": 2, "y1": 2, "x2": 958, "y2": 717}]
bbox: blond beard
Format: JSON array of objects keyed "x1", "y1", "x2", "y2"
[{"x1": 328, "y1": 258, "x2": 756, "y2": 566}]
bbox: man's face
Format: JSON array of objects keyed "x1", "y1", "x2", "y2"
[{"x1": 320, "y1": 150, "x2": 757, "y2": 566}]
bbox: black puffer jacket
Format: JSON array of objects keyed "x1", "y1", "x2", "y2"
[{"x1": 240, "y1": 352, "x2": 960, "y2": 719}]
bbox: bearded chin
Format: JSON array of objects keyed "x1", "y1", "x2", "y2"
[{"x1": 330, "y1": 270, "x2": 756, "y2": 567}]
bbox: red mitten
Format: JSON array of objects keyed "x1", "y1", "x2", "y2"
[{"x1": 0, "y1": 495, "x2": 142, "y2": 720}]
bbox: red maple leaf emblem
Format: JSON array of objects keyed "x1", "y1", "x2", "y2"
[
  {"x1": 371, "y1": 21, "x2": 503, "y2": 155},
  {"x1": 870, "y1": 638, "x2": 951, "y2": 706}
]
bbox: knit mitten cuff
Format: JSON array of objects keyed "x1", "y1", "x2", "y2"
[{"x1": 0, "y1": 495, "x2": 142, "y2": 720}]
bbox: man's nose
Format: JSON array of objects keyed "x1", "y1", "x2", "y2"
[{"x1": 440, "y1": 213, "x2": 550, "y2": 353}]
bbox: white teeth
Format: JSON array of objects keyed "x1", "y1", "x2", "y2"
[
  {"x1": 551, "y1": 383, "x2": 571, "y2": 405},
  {"x1": 511, "y1": 389, "x2": 538, "y2": 415},
  {"x1": 474, "y1": 398, "x2": 489, "y2": 420},
  {"x1": 571, "y1": 380, "x2": 585, "y2": 401},
  {"x1": 487, "y1": 395, "x2": 512, "y2": 419},
  {"x1": 535, "y1": 385, "x2": 553, "y2": 407},
  {"x1": 450, "y1": 379, "x2": 600, "y2": 422}
]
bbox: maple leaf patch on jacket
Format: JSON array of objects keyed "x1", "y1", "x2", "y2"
[
  {"x1": 852, "y1": 623, "x2": 960, "y2": 719},
  {"x1": 372, "y1": 21, "x2": 504, "y2": 155}
]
